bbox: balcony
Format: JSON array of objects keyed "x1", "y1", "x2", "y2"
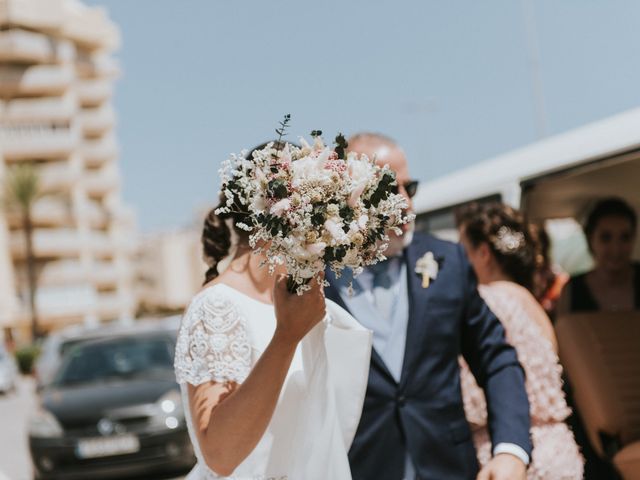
[
  {"x1": 37, "y1": 260, "x2": 87, "y2": 286},
  {"x1": 76, "y1": 54, "x2": 120, "y2": 79},
  {"x1": 63, "y1": 4, "x2": 121, "y2": 52},
  {"x1": 91, "y1": 261, "x2": 120, "y2": 288},
  {"x1": 6, "y1": 196, "x2": 73, "y2": 228},
  {"x1": 84, "y1": 166, "x2": 120, "y2": 197},
  {"x1": 39, "y1": 160, "x2": 82, "y2": 192},
  {"x1": 82, "y1": 134, "x2": 117, "y2": 167},
  {"x1": 0, "y1": 92, "x2": 76, "y2": 123},
  {"x1": 90, "y1": 231, "x2": 115, "y2": 257},
  {"x1": 0, "y1": 123, "x2": 79, "y2": 160},
  {"x1": 77, "y1": 78, "x2": 112, "y2": 107},
  {"x1": 0, "y1": 64, "x2": 73, "y2": 96},
  {"x1": 0, "y1": 29, "x2": 54, "y2": 63},
  {"x1": 33, "y1": 284, "x2": 97, "y2": 320},
  {"x1": 78, "y1": 104, "x2": 115, "y2": 136},
  {"x1": 96, "y1": 292, "x2": 131, "y2": 320},
  {"x1": 83, "y1": 201, "x2": 110, "y2": 228},
  {"x1": 10, "y1": 228, "x2": 82, "y2": 259},
  {"x1": 0, "y1": 0, "x2": 67, "y2": 33}
]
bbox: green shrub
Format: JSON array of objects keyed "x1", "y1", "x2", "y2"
[{"x1": 15, "y1": 345, "x2": 41, "y2": 375}]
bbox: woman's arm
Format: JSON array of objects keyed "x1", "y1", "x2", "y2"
[
  {"x1": 189, "y1": 334, "x2": 296, "y2": 475},
  {"x1": 188, "y1": 275, "x2": 326, "y2": 476}
]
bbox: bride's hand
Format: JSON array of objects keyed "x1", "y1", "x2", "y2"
[{"x1": 273, "y1": 274, "x2": 326, "y2": 345}]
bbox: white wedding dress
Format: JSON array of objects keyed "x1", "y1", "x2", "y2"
[{"x1": 174, "y1": 283, "x2": 372, "y2": 480}]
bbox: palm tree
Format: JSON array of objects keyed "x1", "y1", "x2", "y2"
[{"x1": 4, "y1": 164, "x2": 41, "y2": 341}]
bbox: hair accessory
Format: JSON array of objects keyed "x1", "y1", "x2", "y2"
[{"x1": 493, "y1": 226, "x2": 525, "y2": 254}]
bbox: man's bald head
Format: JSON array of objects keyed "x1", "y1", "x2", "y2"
[
  {"x1": 347, "y1": 132, "x2": 415, "y2": 254},
  {"x1": 347, "y1": 132, "x2": 411, "y2": 187}
]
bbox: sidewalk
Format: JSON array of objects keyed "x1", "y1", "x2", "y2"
[{"x1": 0, "y1": 376, "x2": 35, "y2": 480}]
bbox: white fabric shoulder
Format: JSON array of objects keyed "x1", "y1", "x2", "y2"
[
  {"x1": 324, "y1": 300, "x2": 372, "y2": 449},
  {"x1": 174, "y1": 286, "x2": 252, "y2": 386}
]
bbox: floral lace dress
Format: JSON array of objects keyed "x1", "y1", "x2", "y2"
[
  {"x1": 174, "y1": 283, "x2": 372, "y2": 480},
  {"x1": 460, "y1": 281, "x2": 584, "y2": 479}
]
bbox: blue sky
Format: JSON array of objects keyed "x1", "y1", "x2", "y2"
[{"x1": 85, "y1": 0, "x2": 640, "y2": 232}]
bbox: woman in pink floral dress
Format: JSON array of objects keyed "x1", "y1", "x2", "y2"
[{"x1": 456, "y1": 203, "x2": 583, "y2": 479}]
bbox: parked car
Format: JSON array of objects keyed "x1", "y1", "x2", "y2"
[
  {"x1": 35, "y1": 316, "x2": 182, "y2": 388},
  {"x1": 29, "y1": 329, "x2": 195, "y2": 480},
  {"x1": 0, "y1": 343, "x2": 18, "y2": 394}
]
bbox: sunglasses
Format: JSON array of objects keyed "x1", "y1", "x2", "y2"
[{"x1": 391, "y1": 180, "x2": 419, "y2": 199}]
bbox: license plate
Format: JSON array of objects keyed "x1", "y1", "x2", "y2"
[{"x1": 76, "y1": 435, "x2": 140, "y2": 459}]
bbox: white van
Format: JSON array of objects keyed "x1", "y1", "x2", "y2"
[
  {"x1": 412, "y1": 107, "x2": 640, "y2": 275},
  {"x1": 413, "y1": 108, "x2": 640, "y2": 477}
]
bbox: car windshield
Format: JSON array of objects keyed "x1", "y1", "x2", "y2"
[
  {"x1": 54, "y1": 335, "x2": 175, "y2": 386},
  {"x1": 59, "y1": 338, "x2": 94, "y2": 357}
]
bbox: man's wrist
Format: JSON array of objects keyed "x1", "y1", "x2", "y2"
[{"x1": 493, "y1": 442, "x2": 529, "y2": 466}]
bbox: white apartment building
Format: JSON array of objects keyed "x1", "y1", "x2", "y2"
[
  {"x1": 136, "y1": 228, "x2": 207, "y2": 316},
  {"x1": 0, "y1": 0, "x2": 136, "y2": 343}
]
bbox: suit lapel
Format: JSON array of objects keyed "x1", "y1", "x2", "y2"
[
  {"x1": 399, "y1": 237, "x2": 434, "y2": 388},
  {"x1": 325, "y1": 277, "x2": 397, "y2": 385}
]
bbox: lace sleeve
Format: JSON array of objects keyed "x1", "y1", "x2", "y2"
[{"x1": 174, "y1": 289, "x2": 252, "y2": 386}]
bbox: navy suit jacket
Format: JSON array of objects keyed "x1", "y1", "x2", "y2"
[{"x1": 325, "y1": 232, "x2": 532, "y2": 480}]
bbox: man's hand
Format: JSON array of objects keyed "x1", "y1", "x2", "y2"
[{"x1": 476, "y1": 453, "x2": 526, "y2": 480}]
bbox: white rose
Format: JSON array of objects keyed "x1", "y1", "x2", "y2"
[
  {"x1": 251, "y1": 194, "x2": 267, "y2": 212},
  {"x1": 358, "y1": 214, "x2": 369, "y2": 230},
  {"x1": 324, "y1": 218, "x2": 348, "y2": 243},
  {"x1": 291, "y1": 149, "x2": 334, "y2": 188},
  {"x1": 270, "y1": 198, "x2": 291, "y2": 216},
  {"x1": 306, "y1": 241, "x2": 327, "y2": 256},
  {"x1": 347, "y1": 156, "x2": 375, "y2": 207},
  {"x1": 290, "y1": 244, "x2": 312, "y2": 261}
]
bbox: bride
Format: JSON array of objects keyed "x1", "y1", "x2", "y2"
[{"x1": 173, "y1": 145, "x2": 373, "y2": 479}]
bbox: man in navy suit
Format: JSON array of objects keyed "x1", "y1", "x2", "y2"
[{"x1": 325, "y1": 133, "x2": 532, "y2": 480}]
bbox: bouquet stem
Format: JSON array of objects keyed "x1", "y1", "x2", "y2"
[
  {"x1": 286, "y1": 276, "x2": 311, "y2": 294},
  {"x1": 286, "y1": 276, "x2": 298, "y2": 294}
]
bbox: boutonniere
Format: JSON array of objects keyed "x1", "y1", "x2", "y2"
[{"x1": 415, "y1": 252, "x2": 439, "y2": 288}]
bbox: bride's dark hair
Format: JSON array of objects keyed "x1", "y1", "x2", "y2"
[{"x1": 202, "y1": 140, "x2": 292, "y2": 285}]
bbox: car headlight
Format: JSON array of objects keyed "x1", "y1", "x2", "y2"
[
  {"x1": 152, "y1": 389, "x2": 183, "y2": 430},
  {"x1": 29, "y1": 408, "x2": 63, "y2": 438}
]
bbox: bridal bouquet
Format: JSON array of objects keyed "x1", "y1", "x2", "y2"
[{"x1": 216, "y1": 116, "x2": 413, "y2": 294}]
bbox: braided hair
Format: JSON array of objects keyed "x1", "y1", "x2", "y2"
[{"x1": 201, "y1": 140, "x2": 292, "y2": 284}]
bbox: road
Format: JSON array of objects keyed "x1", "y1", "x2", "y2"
[{"x1": 0, "y1": 376, "x2": 186, "y2": 480}]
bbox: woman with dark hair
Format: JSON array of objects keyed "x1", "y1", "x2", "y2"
[
  {"x1": 558, "y1": 197, "x2": 639, "y2": 314},
  {"x1": 456, "y1": 202, "x2": 583, "y2": 479},
  {"x1": 557, "y1": 197, "x2": 638, "y2": 480},
  {"x1": 173, "y1": 143, "x2": 372, "y2": 479}
]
